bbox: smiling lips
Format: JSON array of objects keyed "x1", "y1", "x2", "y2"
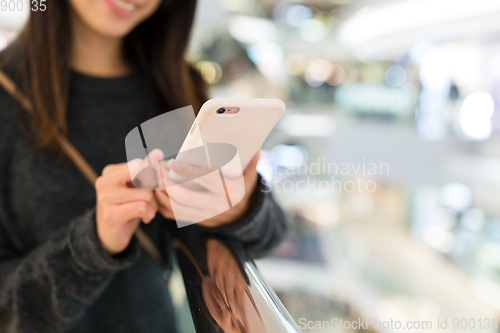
[{"x1": 105, "y1": 0, "x2": 139, "y2": 16}]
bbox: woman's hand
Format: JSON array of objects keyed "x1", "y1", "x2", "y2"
[
  {"x1": 155, "y1": 153, "x2": 259, "y2": 227},
  {"x1": 95, "y1": 155, "x2": 159, "y2": 256}
]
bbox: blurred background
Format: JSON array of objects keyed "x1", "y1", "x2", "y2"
[{"x1": 2, "y1": 0, "x2": 500, "y2": 332}]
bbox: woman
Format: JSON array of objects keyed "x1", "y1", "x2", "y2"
[{"x1": 0, "y1": 0, "x2": 289, "y2": 332}]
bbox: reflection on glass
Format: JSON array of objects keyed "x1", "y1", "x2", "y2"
[
  {"x1": 204, "y1": 239, "x2": 267, "y2": 333},
  {"x1": 172, "y1": 233, "x2": 301, "y2": 333}
]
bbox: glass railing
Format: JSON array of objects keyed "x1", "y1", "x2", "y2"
[{"x1": 171, "y1": 226, "x2": 302, "y2": 333}]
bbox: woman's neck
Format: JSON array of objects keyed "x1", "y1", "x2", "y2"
[{"x1": 70, "y1": 14, "x2": 131, "y2": 77}]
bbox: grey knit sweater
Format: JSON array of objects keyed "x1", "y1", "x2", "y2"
[{"x1": 0, "y1": 60, "x2": 289, "y2": 332}]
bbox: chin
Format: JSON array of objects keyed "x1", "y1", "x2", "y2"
[{"x1": 97, "y1": 22, "x2": 137, "y2": 38}]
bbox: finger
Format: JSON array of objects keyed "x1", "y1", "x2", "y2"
[
  {"x1": 127, "y1": 149, "x2": 165, "y2": 188},
  {"x1": 124, "y1": 159, "x2": 147, "y2": 185},
  {"x1": 165, "y1": 196, "x2": 213, "y2": 223},
  {"x1": 158, "y1": 206, "x2": 175, "y2": 220},
  {"x1": 114, "y1": 200, "x2": 157, "y2": 224},
  {"x1": 156, "y1": 190, "x2": 176, "y2": 219},
  {"x1": 101, "y1": 148, "x2": 164, "y2": 182},
  {"x1": 159, "y1": 184, "x2": 229, "y2": 223},
  {"x1": 126, "y1": 217, "x2": 142, "y2": 231},
  {"x1": 102, "y1": 163, "x2": 123, "y2": 176},
  {"x1": 140, "y1": 149, "x2": 165, "y2": 179},
  {"x1": 162, "y1": 171, "x2": 232, "y2": 217},
  {"x1": 126, "y1": 158, "x2": 149, "y2": 185},
  {"x1": 146, "y1": 148, "x2": 164, "y2": 163},
  {"x1": 165, "y1": 159, "x2": 221, "y2": 190},
  {"x1": 148, "y1": 192, "x2": 158, "y2": 212},
  {"x1": 102, "y1": 159, "x2": 144, "y2": 183},
  {"x1": 165, "y1": 182, "x2": 227, "y2": 210},
  {"x1": 155, "y1": 189, "x2": 171, "y2": 208},
  {"x1": 100, "y1": 161, "x2": 148, "y2": 190},
  {"x1": 100, "y1": 188, "x2": 155, "y2": 205}
]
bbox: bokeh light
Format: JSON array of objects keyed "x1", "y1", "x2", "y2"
[
  {"x1": 460, "y1": 92, "x2": 495, "y2": 140},
  {"x1": 384, "y1": 65, "x2": 408, "y2": 87},
  {"x1": 271, "y1": 144, "x2": 308, "y2": 169},
  {"x1": 299, "y1": 19, "x2": 328, "y2": 42},
  {"x1": 440, "y1": 182, "x2": 473, "y2": 213},
  {"x1": 247, "y1": 41, "x2": 284, "y2": 66},
  {"x1": 195, "y1": 61, "x2": 222, "y2": 85},
  {"x1": 286, "y1": 5, "x2": 313, "y2": 27},
  {"x1": 326, "y1": 64, "x2": 346, "y2": 86},
  {"x1": 305, "y1": 59, "x2": 332, "y2": 87},
  {"x1": 228, "y1": 15, "x2": 278, "y2": 44}
]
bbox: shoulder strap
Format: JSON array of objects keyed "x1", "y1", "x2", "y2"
[{"x1": 0, "y1": 69, "x2": 166, "y2": 267}]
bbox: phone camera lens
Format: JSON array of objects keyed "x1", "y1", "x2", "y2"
[{"x1": 217, "y1": 108, "x2": 226, "y2": 114}]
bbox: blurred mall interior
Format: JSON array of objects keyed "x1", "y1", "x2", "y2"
[{"x1": 2, "y1": 0, "x2": 500, "y2": 332}]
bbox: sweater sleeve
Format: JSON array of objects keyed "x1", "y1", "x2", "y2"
[
  {"x1": 0, "y1": 210, "x2": 140, "y2": 332},
  {"x1": 0, "y1": 93, "x2": 140, "y2": 332},
  {"x1": 201, "y1": 175, "x2": 291, "y2": 258}
]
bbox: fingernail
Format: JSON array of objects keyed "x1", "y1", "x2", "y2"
[
  {"x1": 149, "y1": 148, "x2": 164, "y2": 161},
  {"x1": 170, "y1": 161, "x2": 183, "y2": 173}
]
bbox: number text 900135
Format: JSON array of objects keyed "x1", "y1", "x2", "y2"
[{"x1": 0, "y1": 0, "x2": 46, "y2": 11}]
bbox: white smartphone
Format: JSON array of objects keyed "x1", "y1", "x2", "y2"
[{"x1": 169, "y1": 98, "x2": 285, "y2": 182}]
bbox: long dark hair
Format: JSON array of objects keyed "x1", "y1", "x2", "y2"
[{"x1": 2, "y1": 0, "x2": 207, "y2": 152}]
